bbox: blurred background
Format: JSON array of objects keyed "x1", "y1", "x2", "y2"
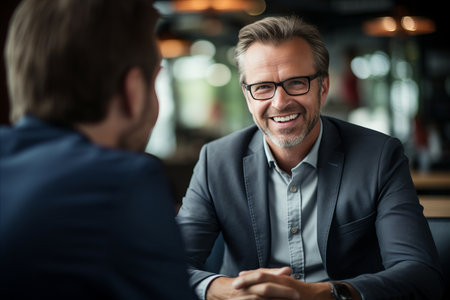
[{"x1": 1, "y1": 0, "x2": 449, "y2": 200}]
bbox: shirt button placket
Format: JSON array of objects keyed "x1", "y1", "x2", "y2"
[{"x1": 289, "y1": 185, "x2": 299, "y2": 236}]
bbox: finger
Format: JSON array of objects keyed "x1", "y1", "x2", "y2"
[
  {"x1": 239, "y1": 267, "x2": 292, "y2": 277},
  {"x1": 273, "y1": 266, "x2": 292, "y2": 276},
  {"x1": 233, "y1": 271, "x2": 271, "y2": 289},
  {"x1": 228, "y1": 296, "x2": 263, "y2": 300},
  {"x1": 233, "y1": 271, "x2": 291, "y2": 290},
  {"x1": 245, "y1": 283, "x2": 300, "y2": 300},
  {"x1": 239, "y1": 270, "x2": 252, "y2": 276}
]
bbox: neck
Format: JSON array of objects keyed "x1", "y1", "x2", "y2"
[
  {"x1": 75, "y1": 97, "x2": 125, "y2": 149},
  {"x1": 76, "y1": 121, "x2": 119, "y2": 149},
  {"x1": 267, "y1": 122, "x2": 321, "y2": 174}
]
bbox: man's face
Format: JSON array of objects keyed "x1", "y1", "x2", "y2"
[
  {"x1": 120, "y1": 46, "x2": 162, "y2": 152},
  {"x1": 242, "y1": 37, "x2": 328, "y2": 149}
]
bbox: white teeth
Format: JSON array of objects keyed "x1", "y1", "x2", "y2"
[{"x1": 273, "y1": 114, "x2": 299, "y2": 122}]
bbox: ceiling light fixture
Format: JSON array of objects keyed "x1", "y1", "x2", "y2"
[
  {"x1": 363, "y1": 6, "x2": 436, "y2": 37},
  {"x1": 158, "y1": 39, "x2": 191, "y2": 58},
  {"x1": 172, "y1": 0, "x2": 266, "y2": 15}
]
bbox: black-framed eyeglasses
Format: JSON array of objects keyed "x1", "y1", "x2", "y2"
[{"x1": 242, "y1": 72, "x2": 322, "y2": 101}]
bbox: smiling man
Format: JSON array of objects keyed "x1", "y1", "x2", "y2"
[{"x1": 176, "y1": 16, "x2": 444, "y2": 300}]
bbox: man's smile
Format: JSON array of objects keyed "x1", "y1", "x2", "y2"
[{"x1": 271, "y1": 113, "x2": 300, "y2": 123}]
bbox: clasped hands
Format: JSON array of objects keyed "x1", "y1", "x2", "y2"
[{"x1": 207, "y1": 267, "x2": 333, "y2": 300}]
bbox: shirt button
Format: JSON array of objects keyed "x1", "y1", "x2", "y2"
[
  {"x1": 293, "y1": 273, "x2": 301, "y2": 280},
  {"x1": 290, "y1": 227, "x2": 298, "y2": 234},
  {"x1": 289, "y1": 185, "x2": 298, "y2": 193}
]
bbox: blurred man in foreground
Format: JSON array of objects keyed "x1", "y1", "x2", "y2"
[{"x1": 0, "y1": 1, "x2": 197, "y2": 299}]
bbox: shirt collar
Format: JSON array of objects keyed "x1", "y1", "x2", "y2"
[{"x1": 263, "y1": 119, "x2": 323, "y2": 171}]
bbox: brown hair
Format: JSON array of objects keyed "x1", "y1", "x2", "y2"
[
  {"x1": 5, "y1": 0, "x2": 159, "y2": 124},
  {"x1": 235, "y1": 15, "x2": 329, "y2": 84}
]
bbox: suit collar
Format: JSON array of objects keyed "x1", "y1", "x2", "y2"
[
  {"x1": 247, "y1": 128, "x2": 264, "y2": 154},
  {"x1": 316, "y1": 116, "x2": 344, "y2": 266},
  {"x1": 243, "y1": 130, "x2": 271, "y2": 267},
  {"x1": 17, "y1": 115, "x2": 78, "y2": 137}
]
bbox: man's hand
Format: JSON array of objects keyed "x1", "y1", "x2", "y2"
[
  {"x1": 206, "y1": 267, "x2": 296, "y2": 300},
  {"x1": 230, "y1": 267, "x2": 332, "y2": 300},
  {"x1": 231, "y1": 268, "x2": 361, "y2": 300},
  {"x1": 231, "y1": 267, "x2": 300, "y2": 300},
  {"x1": 206, "y1": 267, "x2": 332, "y2": 300}
]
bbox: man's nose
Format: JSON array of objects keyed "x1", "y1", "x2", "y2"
[{"x1": 271, "y1": 85, "x2": 291, "y2": 109}]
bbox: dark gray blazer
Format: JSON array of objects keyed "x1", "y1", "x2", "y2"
[{"x1": 177, "y1": 116, "x2": 444, "y2": 299}]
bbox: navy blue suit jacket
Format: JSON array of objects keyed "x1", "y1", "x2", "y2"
[
  {"x1": 0, "y1": 116, "x2": 197, "y2": 300},
  {"x1": 177, "y1": 116, "x2": 444, "y2": 299}
]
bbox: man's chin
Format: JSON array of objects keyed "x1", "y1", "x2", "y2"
[{"x1": 267, "y1": 132, "x2": 305, "y2": 148}]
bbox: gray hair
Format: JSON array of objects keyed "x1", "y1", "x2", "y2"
[{"x1": 235, "y1": 15, "x2": 329, "y2": 83}]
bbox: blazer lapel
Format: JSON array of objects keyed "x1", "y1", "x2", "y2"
[
  {"x1": 243, "y1": 131, "x2": 271, "y2": 268},
  {"x1": 316, "y1": 117, "x2": 344, "y2": 267}
]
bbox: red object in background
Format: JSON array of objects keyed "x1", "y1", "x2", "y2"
[
  {"x1": 341, "y1": 50, "x2": 361, "y2": 109},
  {"x1": 342, "y1": 68, "x2": 361, "y2": 108},
  {"x1": 414, "y1": 115, "x2": 429, "y2": 149}
]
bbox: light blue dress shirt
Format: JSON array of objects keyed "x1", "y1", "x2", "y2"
[
  {"x1": 264, "y1": 121, "x2": 328, "y2": 282},
  {"x1": 195, "y1": 122, "x2": 327, "y2": 299}
]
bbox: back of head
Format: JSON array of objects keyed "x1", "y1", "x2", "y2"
[
  {"x1": 235, "y1": 16, "x2": 329, "y2": 83},
  {"x1": 5, "y1": 0, "x2": 159, "y2": 124}
]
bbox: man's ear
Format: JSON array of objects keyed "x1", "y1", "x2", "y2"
[
  {"x1": 319, "y1": 75, "x2": 330, "y2": 106},
  {"x1": 121, "y1": 67, "x2": 146, "y2": 119}
]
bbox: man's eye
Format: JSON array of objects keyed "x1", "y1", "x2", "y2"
[
  {"x1": 288, "y1": 79, "x2": 306, "y2": 87},
  {"x1": 254, "y1": 84, "x2": 273, "y2": 92}
]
